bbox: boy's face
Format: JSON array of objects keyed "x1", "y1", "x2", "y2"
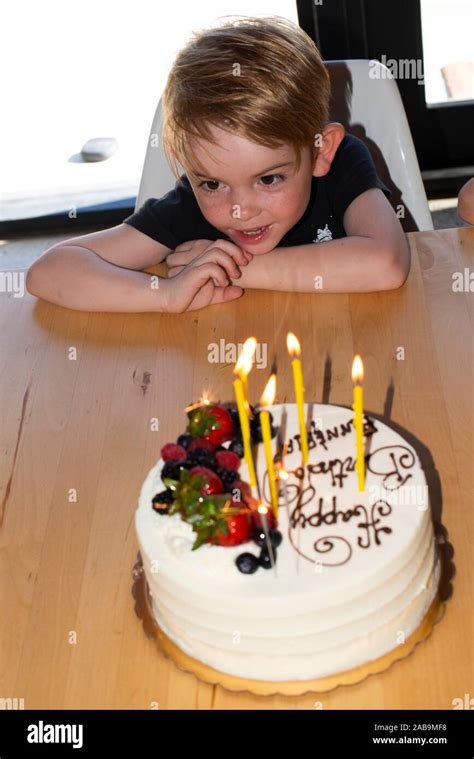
[{"x1": 186, "y1": 124, "x2": 317, "y2": 255}]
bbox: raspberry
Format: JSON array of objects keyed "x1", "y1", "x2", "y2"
[
  {"x1": 215, "y1": 450, "x2": 241, "y2": 471},
  {"x1": 161, "y1": 443, "x2": 187, "y2": 462}
]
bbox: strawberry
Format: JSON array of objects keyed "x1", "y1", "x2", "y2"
[
  {"x1": 214, "y1": 507, "x2": 252, "y2": 547},
  {"x1": 187, "y1": 405, "x2": 234, "y2": 446},
  {"x1": 161, "y1": 443, "x2": 187, "y2": 462},
  {"x1": 251, "y1": 508, "x2": 277, "y2": 531},
  {"x1": 231, "y1": 480, "x2": 252, "y2": 501},
  {"x1": 215, "y1": 450, "x2": 241, "y2": 471},
  {"x1": 189, "y1": 466, "x2": 223, "y2": 495}
]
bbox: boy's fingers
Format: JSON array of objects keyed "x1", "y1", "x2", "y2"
[
  {"x1": 211, "y1": 239, "x2": 252, "y2": 265},
  {"x1": 185, "y1": 262, "x2": 229, "y2": 288},
  {"x1": 210, "y1": 286, "x2": 244, "y2": 304}
]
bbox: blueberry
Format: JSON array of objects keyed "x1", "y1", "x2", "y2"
[
  {"x1": 177, "y1": 434, "x2": 193, "y2": 449},
  {"x1": 228, "y1": 438, "x2": 244, "y2": 458},
  {"x1": 252, "y1": 528, "x2": 282, "y2": 549},
  {"x1": 236, "y1": 553, "x2": 259, "y2": 574},
  {"x1": 259, "y1": 546, "x2": 277, "y2": 569},
  {"x1": 152, "y1": 489, "x2": 174, "y2": 514},
  {"x1": 269, "y1": 529, "x2": 282, "y2": 548}
]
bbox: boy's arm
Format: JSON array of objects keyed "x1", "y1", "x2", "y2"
[
  {"x1": 458, "y1": 178, "x2": 474, "y2": 225},
  {"x1": 233, "y1": 189, "x2": 410, "y2": 293}
]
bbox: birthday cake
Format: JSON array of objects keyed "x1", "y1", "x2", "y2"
[{"x1": 135, "y1": 401, "x2": 441, "y2": 684}]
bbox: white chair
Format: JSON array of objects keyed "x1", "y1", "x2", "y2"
[{"x1": 135, "y1": 58, "x2": 433, "y2": 232}]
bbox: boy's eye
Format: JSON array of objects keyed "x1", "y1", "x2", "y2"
[
  {"x1": 199, "y1": 180, "x2": 221, "y2": 192},
  {"x1": 260, "y1": 173, "x2": 285, "y2": 186}
]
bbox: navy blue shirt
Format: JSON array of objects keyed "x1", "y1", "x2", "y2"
[{"x1": 123, "y1": 134, "x2": 390, "y2": 250}]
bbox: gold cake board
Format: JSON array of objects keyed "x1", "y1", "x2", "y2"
[{"x1": 132, "y1": 552, "x2": 446, "y2": 697}]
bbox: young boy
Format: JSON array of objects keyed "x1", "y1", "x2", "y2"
[{"x1": 26, "y1": 16, "x2": 409, "y2": 313}]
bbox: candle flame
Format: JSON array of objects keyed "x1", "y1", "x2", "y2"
[
  {"x1": 260, "y1": 373, "x2": 276, "y2": 406},
  {"x1": 351, "y1": 354, "x2": 364, "y2": 384},
  {"x1": 242, "y1": 336, "x2": 257, "y2": 360},
  {"x1": 286, "y1": 332, "x2": 301, "y2": 358},
  {"x1": 234, "y1": 350, "x2": 253, "y2": 378},
  {"x1": 257, "y1": 503, "x2": 269, "y2": 515},
  {"x1": 184, "y1": 393, "x2": 211, "y2": 413}
]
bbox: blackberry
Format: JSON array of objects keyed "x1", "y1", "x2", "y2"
[
  {"x1": 236, "y1": 552, "x2": 259, "y2": 574},
  {"x1": 177, "y1": 433, "x2": 193, "y2": 449},
  {"x1": 227, "y1": 406, "x2": 241, "y2": 430},
  {"x1": 216, "y1": 467, "x2": 238, "y2": 489},
  {"x1": 186, "y1": 449, "x2": 216, "y2": 468},
  {"x1": 152, "y1": 489, "x2": 174, "y2": 514},
  {"x1": 161, "y1": 461, "x2": 187, "y2": 481},
  {"x1": 228, "y1": 437, "x2": 244, "y2": 458},
  {"x1": 259, "y1": 546, "x2": 277, "y2": 569}
]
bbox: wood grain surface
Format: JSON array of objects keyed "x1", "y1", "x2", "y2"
[{"x1": 1, "y1": 227, "x2": 472, "y2": 709}]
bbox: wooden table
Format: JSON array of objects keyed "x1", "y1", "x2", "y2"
[{"x1": 1, "y1": 228, "x2": 472, "y2": 710}]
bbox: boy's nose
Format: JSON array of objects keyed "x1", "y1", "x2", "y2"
[{"x1": 228, "y1": 200, "x2": 261, "y2": 222}]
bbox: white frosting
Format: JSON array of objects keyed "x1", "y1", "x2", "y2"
[{"x1": 136, "y1": 404, "x2": 440, "y2": 681}]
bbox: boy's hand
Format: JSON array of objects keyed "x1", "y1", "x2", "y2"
[
  {"x1": 166, "y1": 239, "x2": 252, "y2": 277},
  {"x1": 162, "y1": 245, "x2": 246, "y2": 313}
]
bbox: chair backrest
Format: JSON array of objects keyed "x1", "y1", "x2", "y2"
[
  {"x1": 326, "y1": 59, "x2": 432, "y2": 231},
  {"x1": 135, "y1": 58, "x2": 433, "y2": 232}
]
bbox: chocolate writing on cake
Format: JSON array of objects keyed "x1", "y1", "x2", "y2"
[{"x1": 270, "y1": 415, "x2": 418, "y2": 567}]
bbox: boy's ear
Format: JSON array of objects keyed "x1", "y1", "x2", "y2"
[{"x1": 312, "y1": 122, "x2": 346, "y2": 177}]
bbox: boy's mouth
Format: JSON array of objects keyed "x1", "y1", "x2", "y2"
[{"x1": 232, "y1": 224, "x2": 273, "y2": 244}]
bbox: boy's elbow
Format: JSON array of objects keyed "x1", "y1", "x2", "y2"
[
  {"x1": 26, "y1": 260, "x2": 48, "y2": 298},
  {"x1": 380, "y1": 239, "x2": 411, "y2": 291}
]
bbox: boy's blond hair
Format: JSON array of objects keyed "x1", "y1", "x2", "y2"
[{"x1": 161, "y1": 16, "x2": 330, "y2": 180}]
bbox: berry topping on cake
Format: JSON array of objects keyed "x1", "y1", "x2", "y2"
[
  {"x1": 164, "y1": 469, "x2": 252, "y2": 550},
  {"x1": 231, "y1": 480, "x2": 252, "y2": 500},
  {"x1": 214, "y1": 508, "x2": 252, "y2": 547},
  {"x1": 176, "y1": 433, "x2": 193, "y2": 449},
  {"x1": 259, "y1": 546, "x2": 277, "y2": 570},
  {"x1": 161, "y1": 460, "x2": 189, "y2": 484},
  {"x1": 235, "y1": 552, "x2": 259, "y2": 574},
  {"x1": 216, "y1": 467, "x2": 239, "y2": 490},
  {"x1": 251, "y1": 508, "x2": 277, "y2": 531},
  {"x1": 215, "y1": 450, "x2": 241, "y2": 470},
  {"x1": 189, "y1": 466, "x2": 223, "y2": 495},
  {"x1": 188, "y1": 438, "x2": 216, "y2": 453},
  {"x1": 151, "y1": 489, "x2": 174, "y2": 514},
  {"x1": 228, "y1": 438, "x2": 244, "y2": 458},
  {"x1": 187, "y1": 404, "x2": 234, "y2": 446},
  {"x1": 161, "y1": 443, "x2": 187, "y2": 462},
  {"x1": 252, "y1": 527, "x2": 282, "y2": 549}
]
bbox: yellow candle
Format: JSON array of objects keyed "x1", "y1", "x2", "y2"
[
  {"x1": 287, "y1": 333, "x2": 308, "y2": 465},
  {"x1": 259, "y1": 374, "x2": 278, "y2": 518},
  {"x1": 235, "y1": 338, "x2": 257, "y2": 405},
  {"x1": 351, "y1": 355, "x2": 365, "y2": 492},
  {"x1": 233, "y1": 377, "x2": 256, "y2": 486}
]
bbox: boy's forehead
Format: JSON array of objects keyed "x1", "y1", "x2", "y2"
[{"x1": 187, "y1": 124, "x2": 296, "y2": 180}]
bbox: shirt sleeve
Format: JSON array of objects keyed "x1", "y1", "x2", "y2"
[
  {"x1": 328, "y1": 134, "x2": 391, "y2": 222},
  {"x1": 124, "y1": 172, "x2": 224, "y2": 249}
]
